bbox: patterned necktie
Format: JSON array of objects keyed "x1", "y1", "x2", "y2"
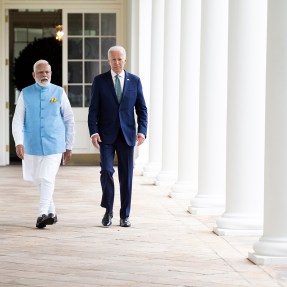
[{"x1": 115, "y1": 75, "x2": 122, "y2": 103}]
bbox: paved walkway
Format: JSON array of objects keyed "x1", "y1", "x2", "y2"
[{"x1": 0, "y1": 165, "x2": 286, "y2": 287}]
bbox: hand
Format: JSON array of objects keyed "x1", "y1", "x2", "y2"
[
  {"x1": 15, "y1": 144, "x2": 24, "y2": 159},
  {"x1": 63, "y1": 150, "x2": 72, "y2": 165},
  {"x1": 92, "y1": 134, "x2": 102, "y2": 149},
  {"x1": 136, "y1": 133, "x2": 145, "y2": 146}
]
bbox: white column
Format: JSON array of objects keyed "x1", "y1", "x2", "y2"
[
  {"x1": 188, "y1": 0, "x2": 228, "y2": 214},
  {"x1": 170, "y1": 0, "x2": 201, "y2": 198},
  {"x1": 143, "y1": 0, "x2": 164, "y2": 178},
  {"x1": 127, "y1": 0, "x2": 139, "y2": 75},
  {"x1": 134, "y1": 0, "x2": 152, "y2": 174},
  {"x1": 249, "y1": 0, "x2": 287, "y2": 265},
  {"x1": 0, "y1": 9, "x2": 9, "y2": 166},
  {"x1": 155, "y1": 0, "x2": 181, "y2": 186},
  {"x1": 214, "y1": 0, "x2": 267, "y2": 235}
]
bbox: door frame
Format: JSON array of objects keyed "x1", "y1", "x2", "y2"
[
  {"x1": 8, "y1": 9, "x2": 63, "y2": 163},
  {"x1": 62, "y1": 7, "x2": 126, "y2": 165},
  {"x1": 1, "y1": 0, "x2": 128, "y2": 166}
]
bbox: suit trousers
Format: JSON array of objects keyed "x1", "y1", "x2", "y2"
[{"x1": 100, "y1": 129, "x2": 134, "y2": 219}]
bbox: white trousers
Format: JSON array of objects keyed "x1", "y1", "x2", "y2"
[{"x1": 22, "y1": 154, "x2": 62, "y2": 216}]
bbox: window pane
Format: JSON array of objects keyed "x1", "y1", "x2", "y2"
[
  {"x1": 68, "y1": 14, "x2": 82, "y2": 36},
  {"x1": 43, "y1": 27, "x2": 54, "y2": 38},
  {"x1": 85, "y1": 61, "x2": 99, "y2": 83},
  {"x1": 85, "y1": 85, "x2": 92, "y2": 107},
  {"x1": 85, "y1": 14, "x2": 99, "y2": 36},
  {"x1": 101, "y1": 14, "x2": 116, "y2": 36},
  {"x1": 68, "y1": 38, "x2": 82, "y2": 59},
  {"x1": 14, "y1": 43, "x2": 27, "y2": 58},
  {"x1": 68, "y1": 85, "x2": 83, "y2": 107},
  {"x1": 66, "y1": 12, "x2": 117, "y2": 108},
  {"x1": 85, "y1": 38, "x2": 99, "y2": 59},
  {"x1": 68, "y1": 62, "x2": 82, "y2": 83},
  {"x1": 101, "y1": 37, "x2": 116, "y2": 59},
  {"x1": 101, "y1": 61, "x2": 110, "y2": 73},
  {"x1": 28, "y1": 28, "x2": 42, "y2": 42},
  {"x1": 14, "y1": 28, "x2": 27, "y2": 42}
]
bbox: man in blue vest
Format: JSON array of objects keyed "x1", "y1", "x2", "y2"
[
  {"x1": 88, "y1": 46, "x2": 148, "y2": 227},
  {"x1": 12, "y1": 59, "x2": 75, "y2": 229}
]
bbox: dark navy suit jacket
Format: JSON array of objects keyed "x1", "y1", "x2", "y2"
[{"x1": 88, "y1": 70, "x2": 148, "y2": 146}]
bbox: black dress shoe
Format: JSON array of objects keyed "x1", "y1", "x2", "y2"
[
  {"x1": 120, "y1": 217, "x2": 131, "y2": 227},
  {"x1": 36, "y1": 214, "x2": 48, "y2": 229},
  {"x1": 102, "y1": 211, "x2": 113, "y2": 226},
  {"x1": 46, "y1": 213, "x2": 58, "y2": 225}
]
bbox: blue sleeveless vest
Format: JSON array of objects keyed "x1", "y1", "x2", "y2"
[{"x1": 23, "y1": 83, "x2": 66, "y2": 156}]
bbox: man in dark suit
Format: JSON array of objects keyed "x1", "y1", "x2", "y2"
[{"x1": 88, "y1": 46, "x2": 148, "y2": 227}]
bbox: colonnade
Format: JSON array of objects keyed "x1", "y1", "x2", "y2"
[{"x1": 138, "y1": 0, "x2": 287, "y2": 265}]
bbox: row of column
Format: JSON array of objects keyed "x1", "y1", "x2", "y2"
[{"x1": 141, "y1": 0, "x2": 287, "y2": 265}]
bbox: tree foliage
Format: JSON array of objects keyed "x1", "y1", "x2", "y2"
[{"x1": 13, "y1": 37, "x2": 62, "y2": 91}]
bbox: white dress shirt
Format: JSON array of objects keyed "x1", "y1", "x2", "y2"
[{"x1": 111, "y1": 70, "x2": 125, "y2": 91}]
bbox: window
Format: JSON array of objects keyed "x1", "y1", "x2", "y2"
[{"x1": 67, "y1": 13, "x2": 116, "y2": 107}]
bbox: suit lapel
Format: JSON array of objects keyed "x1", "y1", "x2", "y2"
[
  {"x1": 104, "y1": 71, "x2": 119, "y2": 104},
  {"x1": 122, "y1": 71, "x2": 130, "y2": 100}
]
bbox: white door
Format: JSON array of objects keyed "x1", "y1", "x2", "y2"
[{"x1": 62, "y1": 10, "x2": 120, "y2": 160}]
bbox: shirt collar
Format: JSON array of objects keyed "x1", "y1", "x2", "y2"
[{"x1": 111, "y1": 70, "x2": 125, "y2": 78}]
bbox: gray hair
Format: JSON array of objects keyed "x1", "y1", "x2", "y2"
[
  {"x1": 33, "y1": 59, "x2": 51, "y2": 72},
  {"x1": 108, "y1": 46, "x2": 126, "y2": 60}
]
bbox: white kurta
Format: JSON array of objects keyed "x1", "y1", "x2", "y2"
[
  {"x1": 12, "y1": 88, "x2": 75, "y2": 183},
  {"x1": 23, "y1": 154, "x2": 62, "y2": 183}
]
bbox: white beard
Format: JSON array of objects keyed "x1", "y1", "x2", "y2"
[{"x1": 35, "y1": 78, "x2": 51, "y2": 87}]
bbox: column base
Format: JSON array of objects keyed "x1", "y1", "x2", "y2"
[
  {"x1": 143, "y1": 162, "x2": 161, "y2": 177},
  {"x1": 189, "y1": 206, "x2": 225, "y2": 215},
  {"x1": 213, "y1": 213, "x2": 263, "y2": 236},
  {"x1": 134, "y1": 156, "x2": 148, "y2": 175},
  {"x1": 251, "y1": 237, "x2": 287, "y2": 258},
  {"x1": 248, "y1": 251, "x2": 287, "y2": 265},
  {"x1": 188, "y1": 194, "x2": 225, "y2": 215},
  {"x1": 155, "y1": 170, "x2": 177, "y2": 186},
  {"x1": 169, "y1": 181, "x2": 197, "y2": 199},
  {"x1": 214, "y1": 227, "x2": 262, "y2": 236}
]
